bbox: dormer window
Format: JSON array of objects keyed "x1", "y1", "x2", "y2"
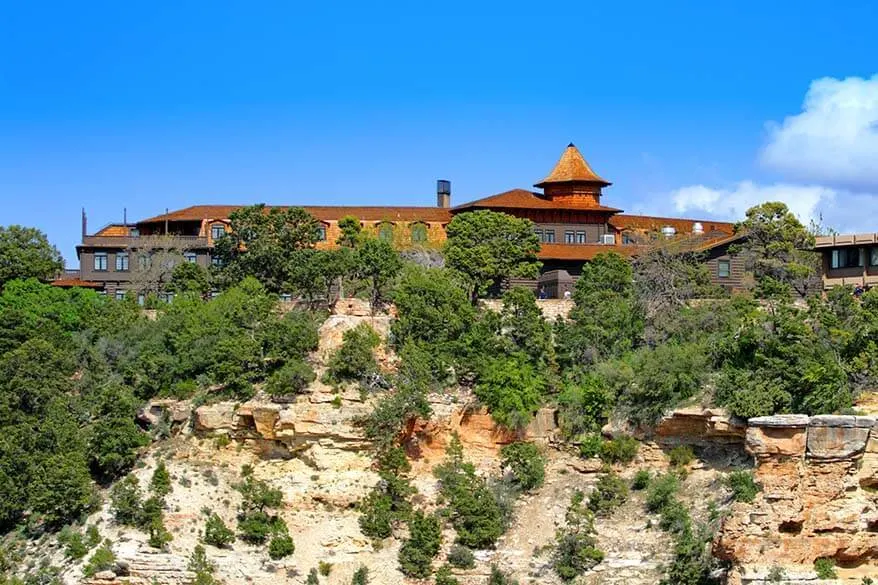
[
  {"x1": 211, "y1": 224, "x2": 226, "y2": 241},
  {"x1": 315, "y1": 224, "x2": 327, "y2": 241}
]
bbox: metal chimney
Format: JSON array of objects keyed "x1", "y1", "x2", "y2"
[
  {"x1": 81, "y1": 208, "x2": 87, "y2": 239},
  {"x1": 437, "y1": 179, "x2": 451, "y2": 208}
]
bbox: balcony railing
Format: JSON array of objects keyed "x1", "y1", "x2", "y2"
[{"x1": 80, "y1": 234, "x2": 210, "y2": 249}]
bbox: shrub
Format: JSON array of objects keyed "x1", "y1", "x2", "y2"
[
  {"x1": 147, "y1": 517, "x2": 173, "y2": 549},
  {"x1": 398, "y1": 511, "x2": 442, "y2": 578},
  {"x1": 203, "y1": 512, "x2": 235, "y2": 548},
  {"x1": 488, "y1": 566, "x2": 520, "y2": 585},
  {"x1": 577, "y1": 434, "x2": 604, "y2": 459},
  {"x1": 587, "y1": 472, "x2": 629, "y2": 517},
  {"x1": 724, "y1": 471, "x2": 760, "y2": 503},
  {"x1": 552, "y1": 491, "x2": 604, "y2": 581},
  {"x1": 768, "y1": 565, "x2": 787, "y2": 583},
  {"x1": 658, "y1": 523, "x2": 716, "y2": 585},
  {"x1": 268, "y1": 535, "x2": 295, "y2": 560},
  {"x1": 82, "y1": 543, "x2": 115, "y2": 578},
  {"x1": 150, "y1": 461, "x2": 172, "y2": 497},
  {"x1": 668, "y1": 445, "x2": 695, "y2": 468},
  {"x1": 325, "y1": 323, "x2": 380, "y2": 384},
  {"x1": 318, "y1": 561, "x2": 333, "y2": 576},
  {"x1": 475, "y1": 354, "x2": 547, "y2": 430},
  {"x1": 236, "y1": 474, "x2": 286, "y2": 544},
  {"x1": 358, "y1": 451, "x2": 415, "y2": 539},
  {"x1": 306, "y1": 568, "x2": 320, "y2": 585},
  {"x1": 266, "y1": 359, "x2": 316, "y2": 398},
  {"x1": 499, "y1": 442, "x2": 546, "y2": 492},
  {"x1": 658, "y1": 499, "x2": 692, "y2": 535},
  {"x1": 109, "y1": 474, "x2": 143, "y2": 526},
  {"x1": 446, "y1": 544, "x2": 475, "y2": 569},
  {"x1": 645, "y1": 473, "x2": 680, "y2": 513},
  {"x1": 85, "y1": 525, "x2": 101, "y2": 547},
  {"x1": 599, "y1": 435, "x2": 639, "y2": 464},
  {"x1": 434, "y1": 436, "x2": 505, "y2": 549},
  {"x1": 188, "y1": 545, "x2": 218, "y2": 585},
  {"x1": 434, "y1": 564, "x2": 460, "y2": 585},
  {"x1": 59, "y1": 527, "x2": 88, "y2": 560},
  {"x1": 557, "y1": 375, "x2": 614, "y2": 438},
  {"x1": 351, "y1": 566, "x2": 370, "y2": 585},
  {"x1": 814, "y1": 557, "x2": 837, "y2": 579},
  {"x1": 631, "y1": 469, "x2": 651, "y2": 491}
]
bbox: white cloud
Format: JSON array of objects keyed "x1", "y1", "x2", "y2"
[
  {"x1": 760, "y1": 74, "x2": 878, "y2": 190},
  {"x1": 669, "y1": 181, "x2": 836, "y2": 225}
]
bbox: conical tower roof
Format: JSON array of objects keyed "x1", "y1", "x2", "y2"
[{"x1": 534, "y1": 143, "x2": 611, "y2": 188}]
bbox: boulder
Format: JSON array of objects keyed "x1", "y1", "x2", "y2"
[
  {"x1": 807, "y1": 415, "x2": 873, "y2": 461},
  {"x1": 193, "y1": 402, "x2": 237, "y2": 433},
  {"x1": 746, "y1": 426, "x2": 807, "y2": 458},
  {"x1": 655, "y1": 407, "x2": 746, "y2": 444}
]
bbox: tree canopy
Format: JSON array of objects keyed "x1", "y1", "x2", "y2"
[{"x1": 0, "y1": 225, "x2": 64, "y2": 289}]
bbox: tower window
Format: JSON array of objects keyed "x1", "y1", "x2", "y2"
[
  {"x1": 94, "y1": 252, "x2": 108, "y2": 271},
  {"x1": 211, "y1": 224, "x2": 226, "y2": 241}
]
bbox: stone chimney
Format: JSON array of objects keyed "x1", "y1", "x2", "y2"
[{"x1": 437, "y1": 179, "x2": 451, "y2": 208}]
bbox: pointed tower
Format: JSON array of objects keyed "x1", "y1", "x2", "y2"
[{"x1": 534, "y1": 143, "x2": 611, "y2": 208}]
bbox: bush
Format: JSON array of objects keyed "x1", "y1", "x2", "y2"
[
  {"x1": 488, "y1": 566, "x2": 520, "y2": 585},
  {"x1": 203, "y1": 512, "x2": 235, "y2": 548},
  {"x1": 475, "y1": 354, "x2": 547, "y2": 430},
  {"x1": 500, "y1": 442, "x2": 545, "y2": 492},
  {"x1": 268, "y1": 534, "x2": 295, "y2": 560},
  {"x1": 767, "y1": 565, "x2": 787, "y2": 583},
  {"x1": 351, "y1": 566, "x2": 370, "y2": 585},
  {"x1": 318, "y1": 561, "x2": 333, "y2": 576},
  {"x1": 599, "y1": 435, "x2": 639, "y2": 464},
  {"x1": 724, "y1": 471, "x2": 760, "y2": 503},
  {"x1": 325, "y1": 323, "x2": 380, "y2": 384},
  {"x1": 434, "y1": 564, "x2": 460, "y2": 585},
  {"x1": 658, "y1": 499, "x2": 692, "y2": 535},
  {"x1": 82, "y1": 543, "x2": 115, "y2": 578},
  {"x1": 446, "y1": 544, "x2": 475, "y2": 569},
  {"x1": 358, "y1": 451, "x2": 415, "y2": 539},
  {"x1": 552, "y1": 491, "x2": 604, "y2": 581},
  {"x1": 150, "y1": 461, "x2": 172, "y2": 497},
  {"x1": 266, "y1": 359, "x2": 316, "y2": 398},
  {"x1": 631, "y1": 469, "x2": 651, "y2": 491},
  {"x1": 588, "y1": 472, "x2": 629, "y2": 517},
  {"x1": 658, "y1": 523, "x2": 716, "y2": 585},
  {"x1": 306, "y1": 568, "x2": 320, "y2": 585},
  {"x1": 814, "y1": 557, "x2": 837, "y2": 579},
  {"x1": 147, "y1": 516, "x2": 173, "y2": 549},
  {"x1": 59, "y1": 527, "x2": 88, "y2": 560},
  {"x1": 557, "y1": 376, "x2": 614, "y2": 438},
  {"x1": 577, "y1": 434, "x2": 604, "y2": 459},
  {"x1": 645, "y1": 473, "x2": 680, "y2": 513},
  {"x1": 110, "y1": 475, "x2": 143, "y2": 526},
  {"x1": 188, "y1": 545, "x2": 218, "y2": 585},
  {"x1": 668, "y1": 445, "x2": 695, "y2": 468},
  {"x1": 398, "y1": 511, "x2": 442, "y2": 578}
]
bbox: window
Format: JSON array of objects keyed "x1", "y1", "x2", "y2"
[
  {"x1": 377, "y1": 222, "x2": 394, "y2": 242},
  {"x1": 315, "y1": 225, "x2": 327, "y2": 241},
  {"x1": 184, "y1": 252, "x2": 197, "y2": 263},
  {"x1": 543, "y1": 229, "x2": 555, "y2": 243},
  {"x1": 138, "y1": 254, "x2": 151, "y2": 271},
  {"x1": 279, "y1": 293, "x2": 292, "y2": 302},
  {"x1": 831, "y1": 248, "x2": 864, "y2": 269},
  {"x1": 871, "y1": 247, "x2": 878, "y2": 267},
  {"x1": 137, "y1": 293, "x2": 145, "y2": 306},
  {"x1": 622, "y1": 233, "x2": 636, "y2": 245},
  {"x1": 534, "y1": 228, "x2": 543, "y2": 240},
  {"x1": 115, "y1": 252, "x2": 129, "y2": 272},
  {"x1": 576, "y1": 231, "x2": 586, "y2": 244},
  {"x1": 718, "y1": 260, "x2": 731, "y2": 278},
  {"x1": 211, "y1": 224, "x2": 226, "y2": 241},
  {"x1": 94, "y1": 252, "x2": 108, "y2": 271},
  {"x1": 115, "y1": 290, "x2": 126, "y2": 301},
  {"x1": 129, "y1": 228, "x2": 140, "y2": 237},
  {"x1": 564, "y1": 230, "x2": 575, "y2": 244},
  {"x1": 411, "y1": 223, "x2": 428, "y2": 243},
  {"x1": 211, "y1": 256, "x2": 224, "y2": 268}
]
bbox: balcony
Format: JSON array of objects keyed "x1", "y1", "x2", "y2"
[
  {"x1": 814, "y1": 233, "x2": 878, "y2": 249},
  {"x1": 80, "y1": 234, "x2": 210, "y2": 249}
]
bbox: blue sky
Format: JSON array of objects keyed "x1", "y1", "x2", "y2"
[{"x1": 2, "y1": 1, "x2": 878, "y2": 264}]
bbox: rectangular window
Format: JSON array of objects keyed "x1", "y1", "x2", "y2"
[
  {"x1": 534, "y1": 228, "x2": 543, "y2": 240},
  {"x1": 316, "y1": 225, "x2": 327, "y2": 241},
  {"x1": 129, "y1": 228, "x2": 140, "y2": 237},
  {"x1": 543, "y1": 230, "x2": 555, "y2": 244},
  {"x1": 211, "y1": 256, "x2": 223, "y2": 267},
  {"x1": 564, "y1": 230, "x2": 575, "y2": 244},
  {"x1": 576, "y1": 231, "x2": 586, "y2": 244},
  {"x1": 718, "y1": 260, "x2": 731, "y2": 278},
  {"x1": 831, "y1": 248, "x2": 864, "y2": 269},
  {"x1": 138, "y1": 255, "x2": 150, "y2": 271},
  {"x1": 622, "y1": 234, "x2": 635, "y2": 245},
  {"x1": 184, "y1": 252, "x2": 197, "y2": 263},
  {"x1": 871, "y1": 247, "x2": 878, "y2": 267},
  {"x1": 115, "y1": 290, "x2": 126, "y2": 301},
  {"x1": 94, "y1": 252, "x2": 108, "y2": 271},
  {"x1": 137, "y1": 294, "x2": 145, "y2": 306},
  {"x1": 211, "y1": 224, "x2": 225, "y2": 241},
  {"x1": 115, "y1": 252, "x2": 129, "y2": 272}
]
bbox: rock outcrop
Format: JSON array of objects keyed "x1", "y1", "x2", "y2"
[{"x1": 717, "y1": 414, "x2": 878, "y2": 584}]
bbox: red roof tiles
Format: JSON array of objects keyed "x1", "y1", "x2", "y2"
[
  {"x1": 139, "y1": 205, "x2": 452, "y2": 224},
  {"x1": 534, "y1": 143, "x2": 611, "y2": 187},
  {"x1": 452, "y1": 189, "x2": 622, "y2": 213}
]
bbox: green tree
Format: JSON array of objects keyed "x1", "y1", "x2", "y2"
[
  {"x1": 0, "y1": 226, "x2": 64, "y2": 289},
  {"x1": 337, "y1": 215, "x2": 363, "y2": 248},
  {"x1": 499, "y1": 442, "x2": 545, "y2": 492},
  {"x1": 203, "y1": 512, "x2": 235, "y2": 547},
  {"x1": 354, "y1": 238, "x2": 403, "y2": 310},
  {"x1": 552, "y1": 491, "x2": 604, "y2": 581},
  {"x1": 475, "y1": 354, "x2": 546, "y2": 430},
  {"x1": 170, "y1": 262, "x2": 211, "y2": 296},
  {"x1": 325, "y1": 323, "x2": 381, "y2": 385},
  {"x1": 150, "y1": 461, "x2": 172, "y2": 497},
  {"x1": 266, "y1": 359, "x2": 316, "y2": 398},
  {"x1": 398, "y1": 511, "x2": 442, "y2": 578},
  {"x1": 499, "y1": 286, "x2": 555, "y2": 367},
  {"x1": 213, "y1": 204, "x2": 320, "y2": 292},
  {"x1": 444, "y1": 210, "x2": 541, "y2": 302},
  {"x1": 557, "y1": 252, "x2": 643, "y2": 366},
  {"x1": 733, "y1": 201, "x2": 818, "y2": 298}
]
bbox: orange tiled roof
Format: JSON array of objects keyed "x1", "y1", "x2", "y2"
[
  {"x1": 610, "y1": 214, "x2": 735, "y2": 236},
  {"x1": 139, "y1": 205, "x2": 452, "y2": 224},
  {"x1": 95, "y1": 224, "x2": 130, "y2": 236},
  {"x1": 452, "y1": 189, "x2": 622, "y2": 213},
  {"x1": 538, "y1": 243, "x2": 640, "y2": 261},
  {"x1": 534, "y1": 143, "x2": 611, "y2": 187}
]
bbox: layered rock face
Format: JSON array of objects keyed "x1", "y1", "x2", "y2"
[{"x1": 716, "y1": 414, "x2": 878, "y2": 584}]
